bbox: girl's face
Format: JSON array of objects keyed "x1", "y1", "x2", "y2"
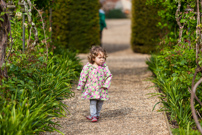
[{"x1": 93, "y1": 52, "x2": 105, "y2": 66}]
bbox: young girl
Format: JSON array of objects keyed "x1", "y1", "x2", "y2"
[{"x1": 77, "y1": 46, "x2": 112, "y2": 122}]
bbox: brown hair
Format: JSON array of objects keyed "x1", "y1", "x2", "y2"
[{"x1": 88, "y1": 46, "x2": 107, "y2": 64}]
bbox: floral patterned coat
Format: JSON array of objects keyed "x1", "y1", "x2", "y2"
[{"x1": 77, "y1": 62, "x2": 112, "y2": 100}]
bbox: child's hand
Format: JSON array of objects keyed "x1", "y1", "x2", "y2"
[{"x1": 102, "y1": 87, "x2": 107, "y2": 90}]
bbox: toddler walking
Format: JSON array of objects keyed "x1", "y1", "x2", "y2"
[{"x1": 77, "y1": 46, "x2": 112, "y2": 122}]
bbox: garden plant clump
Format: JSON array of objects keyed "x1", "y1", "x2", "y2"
[
  {"x1": 0, "y1": 0, "x2": 82, "y2": 134},
  {"x1": 146, "y1": 0, "x2": 202, "y2": 134}
]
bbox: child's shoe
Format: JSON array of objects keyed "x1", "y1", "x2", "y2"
[
  {"x1": 91, "y1": 116, "x2": 98, "y2": 122},
  {"x1": 97, "y1": 116, "x2": 99, "y2": 119},
  {"x1": 86, "y1": 115, "x2": 92, "y2": 120}
]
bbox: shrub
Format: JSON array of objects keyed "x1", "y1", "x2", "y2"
[
  {"x1": 131, "y1": 0, "x2": 161, "y2": 53},
  {"x1": 52, "y1": 0, "x2": 71, "y2": 49},
  {"x1": 52, "y1": 0, "x2": 100, "y2": 53},
  {"x1": 105, "y1": 9, "x2": 127, "y2": 19},
  {"x1": 146, "y1": 45, "x2": 202, "y2": 129},
  {"x1": 68, "y1": 0, "x2": 100, "y2": 52}
]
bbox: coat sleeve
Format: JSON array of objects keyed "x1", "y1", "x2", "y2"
[
  {"x1": 77, "y1": 65, "x2": 89, "y2": 90},
  {"x1": 103, "y1": 66, "x2": 112, "y2": 89},
  {"x1": 101, "y1": 14, "x2": 107, "y2": 28},
  {"x1": 99, "y1": 13, "x2": 107, "y2": 30}
]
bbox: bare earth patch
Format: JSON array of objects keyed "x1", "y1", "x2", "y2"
[{"x1": 46, "y1": 19, "x2": 169, "y2": 135}]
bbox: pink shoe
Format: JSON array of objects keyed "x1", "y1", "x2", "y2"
[
  {"x1": 86, "y1": 115, "x2": 92, "y2": 120},
  {"x1": 91, "y1": 116, "x2": 98, "y2": 122}
]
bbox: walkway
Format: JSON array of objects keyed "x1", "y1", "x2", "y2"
[{"x1": 49, "y1": 19, "x2": 169, "y2": 135}]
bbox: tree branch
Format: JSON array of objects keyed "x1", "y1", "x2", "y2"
[
  {"x1": 21, "y1": 0, "x2": 39, "y2": 47},
  {"x1": 175, "y1": 0, "x2": 183, "y2": 43},
  {"x1": 0, "y1": 0, "x2": 10, "y2": 78},
  {"x1": 33, "y1": 6, "x2": 48, "y2": 58},
  {"x1": 196, "y1": 0, "x2": 200, "y2": 62}
]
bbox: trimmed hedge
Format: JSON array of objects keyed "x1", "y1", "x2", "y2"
[
  {"x1": 52, "y1": 0, "x2": 100, "y2": 53},
  {"x1": 52, "y1": 0, "x2": 70, "y2": 49},
  {"x1": 68, "y1": 0, "x2": 100, "y2": 52},
  {"x1": 106, "y1": 9, "x2": 127, "y2": 19},
  {"x1": 131, "y1": 0, "x2": 161, "y2": 53}
]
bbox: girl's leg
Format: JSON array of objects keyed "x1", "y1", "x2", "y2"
[
  {"x1": 90, "y1": 99, "x2": 98, "y2": 117},
  {"x1": 96, "y1": 100, "x2": 104, "y2": 117},
  {"x1": 100, "y1": 30, "x2": 103, "y2": 46}
]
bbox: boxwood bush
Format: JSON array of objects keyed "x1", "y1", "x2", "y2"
[
  {"x1": 105, "y1": 9, "x2": 127, "y2": 19},
  {"x1": 53, "y1": 0, "x2": 100, "y2": 53},
  {"x1": 131, "y1": 0, "x2": 161, "y2": 53}
]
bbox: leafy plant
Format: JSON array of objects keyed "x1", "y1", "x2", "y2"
[
  {"x1": 146, "y1": 45, "x2": 202, "y2": 132},
  {"x1": 0, "y1": 1, "x2": 82, "y2": 134}
]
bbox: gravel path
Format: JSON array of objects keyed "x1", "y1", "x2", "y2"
[{"x1": 47, "y1": 19, "x2": 169, "y2": 135}]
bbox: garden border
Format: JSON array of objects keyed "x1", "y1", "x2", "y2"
[{"x1": 162, "y1": 107, "x2": 173, "y2": 135}]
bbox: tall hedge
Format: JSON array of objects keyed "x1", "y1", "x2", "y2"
[
  {"x1": 131, "y1": 0, "x2": 161, "y2": 53},
  {"x1": 52, "y1": 0, "x2": 100, "y2": 53},
  {"x1": 52, "y1": 0, "x2": 70, "y2": 49}
]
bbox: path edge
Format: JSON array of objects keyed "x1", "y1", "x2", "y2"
[{"x1": 162, "y1": 106, "x2": 173, "y2": 135}]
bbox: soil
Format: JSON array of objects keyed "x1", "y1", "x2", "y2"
[{"x1": 46, "y1": 19, "x2": 169, "y2": 135}]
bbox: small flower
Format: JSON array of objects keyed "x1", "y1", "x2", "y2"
[
  {"x1": 42, "y1": 39, "x2": 46, "y2": 44},
  {"x1": 15, "y1": 12, "x2": 22, "y2": 19},
  {"x1": 49, "y1": 27, "x2": 52, "y2": 32},
  {"x1": 39, "y1": 10, "x2": 44, "y2": 15},
  {"x1": 24, "y1": 23, "x2": 28, "y2": 28}
]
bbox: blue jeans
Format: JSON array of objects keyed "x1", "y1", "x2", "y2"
[{"x1": 90, "y1": 99, "x2": 104, "y2": 117}]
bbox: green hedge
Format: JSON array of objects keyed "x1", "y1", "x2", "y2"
[
  {"x1": 106, "y1": 9, "x2": 127, "y2": 19},
  {"x1": 68, "y1": 0, "x2": 100, "y2": 52},
  {"x1": 131, "y1": 0, "x2": 161, "y2": 53},
  {"x1": 52, "y1": 0, "x2": 71, "y2": 49},
  {"x1": 53, "y1": 0, "x2": 100, "y2": 53}
]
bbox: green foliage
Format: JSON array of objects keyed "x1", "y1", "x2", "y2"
[
  {"x1": 52, "y1": 0, "x2": 71, "y2": 49},
  {"x1": 131, "y1": 0, "x2": 161, "y2": 53},
  {"x1": 34, "y1": 0, "x2": 52, "y2": 10},
  {"x1": 0, "y1": 99, "x2": 52, "y2": 135},
  {"x1": 146, "y1": 0, "x2": 197, "y2": 48},
  {"x1": 52, "y1": 0, "x2": 100, "y2": 53},
  {"x1": 105, "y1": 9, "x2": 127, "y2": 19},
  {"x1": 145, "y1": 0, "x2": 202, "y2": 133},
  {"x1": 0, "y1": 50, "x2": 81, "y2": 134},
  {"x1": 0, "y1": 1, "x2": 82, "y2": 134},
  {"x1": 146, "y1": 45, "x2": 202, "y2": 130},
  {"x1": 68, "y1": 0, "x2": 100, "y2": 52},
  {"x1": 172, "y1": 124, "x2": 201, "y2": 135}
]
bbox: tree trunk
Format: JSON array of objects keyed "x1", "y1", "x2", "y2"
[{"x1": 0, "y1": 0, "x2": 10, "y2": 79}]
